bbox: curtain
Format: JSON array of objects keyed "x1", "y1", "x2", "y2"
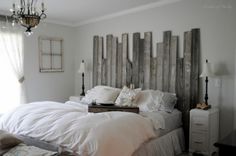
[{"x1": 0, "y1": 21, "x2": 26, "y2": 105}]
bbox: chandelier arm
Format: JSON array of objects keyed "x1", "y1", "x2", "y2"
[{"x1": 40, "y1": 12, "x2": 47, "y2": 19}]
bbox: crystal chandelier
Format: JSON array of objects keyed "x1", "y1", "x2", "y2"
[{"x1": 11, "y1": 0, "x2": 47, "y2": 36}]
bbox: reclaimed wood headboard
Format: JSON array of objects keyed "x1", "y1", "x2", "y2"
[{"x1": 92, "y1": 28, "x2": 200, "y2": 147}]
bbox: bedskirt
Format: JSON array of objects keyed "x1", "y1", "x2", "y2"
[
  {"x1": 16, "y1": 128, "x2": 184, "y2": 156},
  {"x1": 133, "y1": 128, "x2": 185, "y2": 156}
]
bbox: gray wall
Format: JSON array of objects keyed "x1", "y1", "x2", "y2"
[
  {"x1": 75, "y1": 0, "x2": 236, "y2": 138},
  {"x1": 24, "y1": 23, "x2": 76, "y2": 103}
]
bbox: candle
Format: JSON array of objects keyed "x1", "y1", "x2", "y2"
[
  {"x1": 41, "y1": 2, "x2": 45, "y2": 11},
  {"x1": 12, "y1": 3, "x2": 16, "y2": 10}
]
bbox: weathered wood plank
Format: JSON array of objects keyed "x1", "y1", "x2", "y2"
[
  {"x1": 169, "y1": 36, "x2": 178, "y2": 93},
  {"x1": 143, "y1": 32, "x2": 152, "y2": 89},
  {"x1": 182, "y1": 31, "x2": 192, "y2": 150},
  {"x1": 150, "y1": 57, "x2": 157, "y2": 90},
  {"x1": 176, "y1": 58, "x2": 184, "y2": 111},
  {"x1": 190, "y1": 28, "x2": 200, "y2": 109},
  {"x1": 156, "y1": 43, "x2": 164, "y2": 90},
  {"x1": 122, "y1": 34, "x2": 131, "y2": 86},
  {"x1": 93, "y1": 36, "x2": 99, "y2": 86},
  {"x1": 106, "y1": 34, "x2": 113, "y2": 86},
  {"x1": 138, "y1": 39, "x2": 144, "y2": 89},
  {"x1": 116, "y1": 43, "x2": 123, "y2": 88},
  {"x1": 183, "y1": 31, "x2": 192, "y2": 110},
  {"x1": 111, "y1": 37, "x2": 118, "y2": 87},
  {"x1": 97, "y1": 37, "x2": 103, "y2": 85},
  {"x1": 150, "y1": 38, "x2": 156, "y2": 90},
  {"x1": 132, "y1": 33, "x2": 140, "y2": 88},
  {"x1": 163, "y1": 31, "x2": 171, "y2": 92},
  {"x1": 101, "y1": 58, "x2": 107, "y2": 85}
]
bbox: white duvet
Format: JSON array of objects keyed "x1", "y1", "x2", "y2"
[{"x1": 0, "y1": 101, "x2": 156, "y2": 156}]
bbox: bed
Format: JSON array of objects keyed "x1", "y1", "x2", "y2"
[
  {"x1": 0, "y1": 99, "x2": 184, "y2": 156},
  {"x1": 0, "y1": 29, "x2": 200, "y2": 155}
]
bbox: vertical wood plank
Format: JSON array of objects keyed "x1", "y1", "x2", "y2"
[
  {"x1": 183, "y1": 31, "x2": 192, "y2": 149},
  {"x1": 122, "y1": 34, "x2": 132, "y2": 86},
  {"x1": 183, "y1": 31, "x2": 192, "y2": 110},
  {"x1": 106, "y1": 35, "x2": 113, "y2": 86},
  {"x1": 97, "y1": 37, "x2": 103, "y2": 85},
  {"x1": 163, "y1": 31, "x2": 171, "y2": 92},
  {"x1": 143, "y1": 32, "x2": 152, "y2": 89},
  {"x1": 101, "y1": 58, "x2": 107, "y2": 85},
  {"x1": 190, "y1": 28, "x2": 200, "y2": 109},
  {"x1": 132, "y1": 33, "x2": 140, "y2": 88},
  {"x1": 169, "y1": 36, "x2": 178, "y2": 93},
  {"x1": 111, "y1": 37, "x2": 118, "y2": 87},
  {"x1": 150, "y1": 57, "x2": 157, "y2": 90},
  {"x1": 156, "y1": 43, "x2": 164, "y2": 90},
  {"x1": 116, "y1": 43, "x2": 123, "y2": 88},
  {"x1": 176, "y1": 58, "x2": 184, "y2": 111},
  {"x1": 122, "y1": 34, "x2": 128, "y2": 86},
  {"x1": 93, "y1": 36, "x2": 99, "y2": 86},
  {"x1": 138, "y1": 39, "x2": 144, "y2": 89}
]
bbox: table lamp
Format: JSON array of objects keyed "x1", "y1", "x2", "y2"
[
  {"x1": 199, "y1": 59, "x2": 214, "y2": 109},
  {"x1": 78, "y1": 60, "x2": 85, "y2": 96}
]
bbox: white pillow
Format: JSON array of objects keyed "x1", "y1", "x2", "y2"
[
  {"x1": 158, "y1": 92, "x2": 177, "y2": 113},
  {"x1": 135, "y1": 90, "x2": 177, "y2": 113},
  {"x1": 115, "y1": 86, "x2": 141, "y2": 106},
  {"x1": 81, "y1": 85, "x2": 121, "y2": 104},
  {"x1": 135, "y1": 90, "x2": 162, "y2": 112}
]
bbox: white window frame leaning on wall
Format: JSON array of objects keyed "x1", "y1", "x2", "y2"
[{"x1": 0, "y1": 19, "x2": 25, "y2": 114}]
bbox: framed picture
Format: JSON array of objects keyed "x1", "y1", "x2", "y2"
[{"x1": 38, "y1": 36, "x2": 64, "y2": 72}]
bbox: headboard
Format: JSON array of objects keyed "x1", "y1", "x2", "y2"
[{"x1": 92, "y1": 28, "x2": 200, "y2": 148}]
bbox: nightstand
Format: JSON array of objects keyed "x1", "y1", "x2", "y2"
[
  {"x1": 88, "y1": 105, "x2": 139, "y2": 114},
  {"x1": 189, "y1": 108, "x2": 219, "y2": 156},
  {"x1": 69, "y1": 96, "x2": 84, "y2": 102}
]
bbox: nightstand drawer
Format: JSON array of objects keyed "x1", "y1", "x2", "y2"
[
  {"x1": 191, "y1": 132, "x2": 208, "y2": 151},
  {"x1": 192, "y1": 117, "x2": 208, "y2": 131}
]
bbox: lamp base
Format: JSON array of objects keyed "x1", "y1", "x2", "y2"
[
  {"x1": 196, "y1": 103, "x2": 211, "y2": 110},
  {"x1": 80, "y1": 93, "x2": 85, "y2": 96}
]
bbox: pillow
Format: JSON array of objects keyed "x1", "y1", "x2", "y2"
[
  {"x1": 158, "y1": 92, "x2": 177, "y2": 113},
  {"x1": 135, "y1": 90, "x2": 162, "y2": 112},
  {"x1": 115, "y1": 86, "x2": 141, "y2": 106},
  {"x1": 81, "y1": 85, "x2": 121, "y2": 104},
  {"x1": 135, "y1": 90, "x2": 177, "y2": 112},
  {"x1": 0, "y1": 130, "x2": 22, "y2": 150}
]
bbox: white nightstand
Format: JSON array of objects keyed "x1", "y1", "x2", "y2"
[
  {"x1": 69, "y1": 96, "x2": 84, "y2": 102},
  {"x1": 189, "y1": 108, "x2": 219, "y2": 156}
]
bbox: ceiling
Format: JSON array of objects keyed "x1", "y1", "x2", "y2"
[{"x1": 0, "y1": 0, "x2": 180, "y2": 27}]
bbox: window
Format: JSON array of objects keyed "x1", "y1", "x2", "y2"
[
  {"x1": 0, "y1": 30, "x2": 23, "y2": 114},
  {"x1": 39, "y1": 36, "x2": 64, "y2": 72}
]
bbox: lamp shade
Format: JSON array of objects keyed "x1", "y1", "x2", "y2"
[
  {"x1": 200, "y1": 60, "x2": 214, "y2": 77},
  {"x1": 78, "y1": 60, "x2": 85, "y2": 73}
]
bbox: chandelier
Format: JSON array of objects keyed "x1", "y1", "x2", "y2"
[{"x1": 11, "y1": 0, "x2": 47, "y2": 36}]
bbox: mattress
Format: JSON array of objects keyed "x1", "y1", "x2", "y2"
[{"x1": 140, "y1": 109, "x2": 182, "y2": 136}]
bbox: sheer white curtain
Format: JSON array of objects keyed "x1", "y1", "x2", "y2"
[{"x1": 0, "y1": 20, "x2": 25, "y2": 113}]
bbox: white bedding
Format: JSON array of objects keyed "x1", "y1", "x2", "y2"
[{"x1": 0, "y1": 101, "x2": 156, "y2": 156}]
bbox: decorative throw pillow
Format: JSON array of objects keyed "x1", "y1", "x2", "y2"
[
  {"x1": 135, "y1": 90, "x2": 162, "y2": 112},
  {"x1": 0, "y1": 130, "x2": 22, "y2": 150},
  {"x1": 115, "y1": 86, "x2": 141, "y2": 106},
  {"x1": 81, "y1": 85, "x2": 121, "y2": 104},
  {"x1": 158, "y1": 92, "x2": 177, "y2": 113}
]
